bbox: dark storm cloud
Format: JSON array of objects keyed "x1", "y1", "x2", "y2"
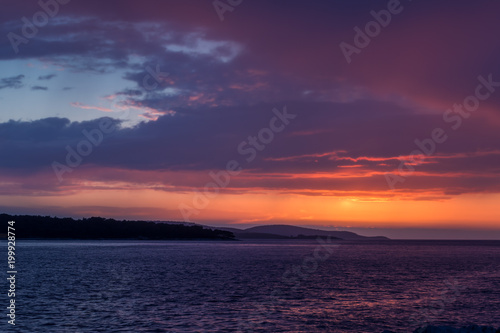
[
  {"x1": 0, "y1": 74, "x2": 24, "y2": 89},
  {"x1": 38, "y1": 74, "x2": 56, "y2": 80},
  {"x1": 1, "y1": 0, "x2": 500, "y2": 196},
  {"x1": 2, "y1": 0, "x2": 499, "y2": 108},
  {"x1": 31, "y1": 85, "x2": 48, "y2": 90},
  {"x1": 0, "y1": 117, "x2": 121, "y2": 171},
  {"x1": 1, "y1": 100, "x2": 499, "y2": 183}
]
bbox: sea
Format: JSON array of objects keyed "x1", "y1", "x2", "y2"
[{"x1": 2, "y1": 239, "x2": 499, "y2": 332}]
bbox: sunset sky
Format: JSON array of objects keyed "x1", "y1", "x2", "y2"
[{"x1": 1, "y1": 0, "x2": 500, "y2": 238}]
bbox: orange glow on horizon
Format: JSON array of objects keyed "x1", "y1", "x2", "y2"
[{"x1": 2, "y1": 188, "x2": 499, "y2": 230}]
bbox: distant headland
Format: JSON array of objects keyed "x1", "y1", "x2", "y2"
[{"x1": 218, "y1": 224, "x2": 390, "y2": 240}]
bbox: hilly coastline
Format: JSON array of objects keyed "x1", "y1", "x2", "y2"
[
  {"x1": 1, "y1": 214, "x2": 389, "y2": 241},
  {"x1": 217, "y1": 224, "x2": 390, "y2": 240}
]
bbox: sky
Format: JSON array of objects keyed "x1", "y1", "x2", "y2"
[{"x1": 1, "y1": 0, "x2": 500, "y2": 239}]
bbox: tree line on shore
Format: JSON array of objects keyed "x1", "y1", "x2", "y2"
[{"x1": 0, "y1": 214, "x2": 235, "y2": 240}]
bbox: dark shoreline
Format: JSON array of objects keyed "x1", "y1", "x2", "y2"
[
  {"x1": 0, "y1": 237, "x2": 238, "y2": 241},
  {"x1": 0, "y1": 214, "x2": 236, "y2": 240}
]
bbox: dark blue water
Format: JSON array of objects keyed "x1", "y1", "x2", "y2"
[{"x1": 2, "y1": 240, "x2": 499, "y2": 332}]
